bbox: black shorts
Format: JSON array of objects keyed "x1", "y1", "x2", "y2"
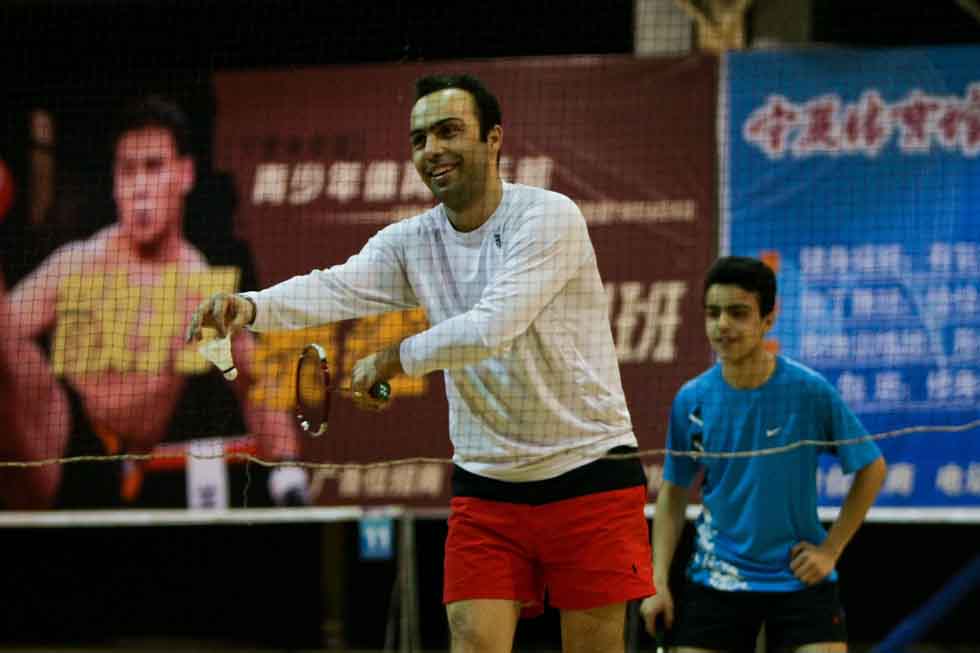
[{"x1": 669, "y1": 580, "x2": 847, "y2": 652}]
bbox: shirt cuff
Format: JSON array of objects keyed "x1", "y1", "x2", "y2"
[
  {"x1": 238, "y1": 291, "x2": 265, "y2": 332},
  {"x1": 399, "y1": 334, "x2": 424, "y2": 377}
]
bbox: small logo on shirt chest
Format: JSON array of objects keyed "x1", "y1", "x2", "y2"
[
  {"x1": 493, "y1": 233, "x2": 502, "y2": 248},
  {"x1": 766, "y1": 427, "x2": 782, "y2": 438}
]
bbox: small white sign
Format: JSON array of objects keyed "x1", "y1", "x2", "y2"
[{"x1": 186, "y1": 439, "x2": 230, "y2": 509}]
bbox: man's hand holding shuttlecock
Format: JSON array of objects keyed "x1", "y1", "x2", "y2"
[{"x1": 185, "y1": 292, "x2": 256, "y2": 380}]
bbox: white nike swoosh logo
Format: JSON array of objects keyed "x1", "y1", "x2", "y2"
[
  {"x1": 689, "y1": 413, "x2": 703, "y2": 427},
  {"x1": 766, "y1": 427, "x2": 781, "y2": 437}
]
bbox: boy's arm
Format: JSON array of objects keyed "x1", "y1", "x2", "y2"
[
  {"x1": 822, "y1": 456, "x2": 886, "y2": 557},
  {"x1": 653, "y1": 480, "x2": 690, "y2": 590},
  {"x1": 791, "y1": 456, "x2": 886, "y2": 584},
  {"x1": 641, "y1": 479, "x2": 690, "y2": 635}
]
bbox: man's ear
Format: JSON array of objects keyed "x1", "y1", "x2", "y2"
[{"x1": 487, "y1": 125, "x2": 503, "y2": 155}]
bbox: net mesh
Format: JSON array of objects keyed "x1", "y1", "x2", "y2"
[
  {"x1": 0, "y1": 0, "x2": 976, "y2": 516},
  {"x1": 1, "y1": 2, "x2": 979, "y2": 652}
]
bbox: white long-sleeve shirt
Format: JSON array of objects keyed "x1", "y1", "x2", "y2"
[{"x1": 243, "y1": 182, "x2": 637, "y2": 481}]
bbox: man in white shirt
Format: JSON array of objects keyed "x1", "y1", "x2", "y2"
[{"x1": 188, "y1": 74, "x2": 654, "y2": 653}]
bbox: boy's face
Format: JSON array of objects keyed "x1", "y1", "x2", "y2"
[{"x1": 704, "y1": 283, "x2": 774, "y2": 364}]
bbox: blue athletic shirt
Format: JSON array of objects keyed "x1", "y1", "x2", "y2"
[{"x1": 663, "y1": 355, "x2": 882, "y2": 592}]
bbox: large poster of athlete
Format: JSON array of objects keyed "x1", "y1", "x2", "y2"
[{"x1": 0, "y1": 95, "x2": 304, "y2": 510}]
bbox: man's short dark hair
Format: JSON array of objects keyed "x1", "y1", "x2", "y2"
[
  {"x1": 112, "y1": 95, "x2": 192, "y2": 156},
  {"x1": 703, "y1": 256, "x2": 777, "y2": 317},
  {"x1": 414, "y1": 74, "x2": 502, "y2": 142}
]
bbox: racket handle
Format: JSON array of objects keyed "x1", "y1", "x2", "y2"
[{"x1": 369, "y1": 381, "x2": 391, "y2": 401}]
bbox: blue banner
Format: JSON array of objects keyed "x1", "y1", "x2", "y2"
[{"x1": 723, "y1": 45, "x2": 980, "y2": 507}]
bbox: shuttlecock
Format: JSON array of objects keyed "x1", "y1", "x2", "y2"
[{"x1": 197, "y1": 336, "x2": 238, "y2": 380}]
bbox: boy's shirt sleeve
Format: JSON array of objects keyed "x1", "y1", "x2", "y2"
[
  {"x1": 663, "y1": 386, "x2": 700, "y2": 488},
  {"x1": 821, "y1": 378, "x2": 883, "y2": 474}
]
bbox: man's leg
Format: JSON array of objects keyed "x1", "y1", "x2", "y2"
[
  {"x1": 560, "y1": 604, "x2": 727, "y2": 653},
  {"x1": 446, "y1": 598, "x2": 520, "y2": 653},
  {"x1": 443, "y1": 495, "x2": 539, "y2": 651},
  {"x1": 560, "y1": 602, "x2": 627, "y2": 653},
  {"x1": 539, "y1": 487, "x2": 654, "y2": 651}
]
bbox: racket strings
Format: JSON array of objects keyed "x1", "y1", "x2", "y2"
[{"x1": 296, "y1": 345, "x2": 332, "y2": 436}]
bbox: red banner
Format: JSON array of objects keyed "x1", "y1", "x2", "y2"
[{"x1": 213, "y1": 55, "x2": 717, "y2": 505}]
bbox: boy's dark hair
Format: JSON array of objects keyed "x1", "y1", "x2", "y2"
[
  {"x1": 703, "y1": 256, "x2": 777, "y2": 317},
  {"x1": 415, "y1": 74, "x2": 502, "y2": 141},
  {"x1": 112, "y1": 95, "x2": 192, "y2": 156}
]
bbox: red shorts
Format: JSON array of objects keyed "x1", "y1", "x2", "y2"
[{"x1": 444, "y1": 486, "x2": 654, "y2": 617}]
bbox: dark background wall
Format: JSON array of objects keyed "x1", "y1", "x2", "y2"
[{"x1": 1, "y1": 1, "x2": 978, "y2": 650}]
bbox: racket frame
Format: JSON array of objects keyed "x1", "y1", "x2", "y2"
[{"x1": 295, "y1": 343, "x2": 331, "y2": 437}]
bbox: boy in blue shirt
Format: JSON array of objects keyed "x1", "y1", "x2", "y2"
[{"x1": 641, "y1": 256, "x2": 886, "y2": 652}]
